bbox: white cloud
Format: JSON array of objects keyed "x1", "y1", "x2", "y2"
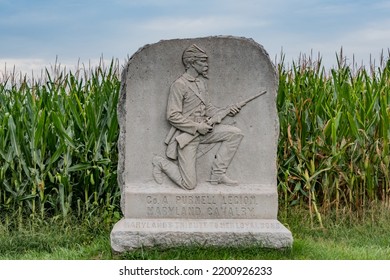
[
  {"x1": 292, "y1": 18, "x2": 390, "y2": 68},
  {"x1": 141, "y1": 16, "x2": 269, "y2": 34},
  {"x1": 0, "y1": 58, "x2": 48, "y2": 78},
  {"x1": 373, "y1": 1, "x2": 390, "y2": 9},
  {"x1": 340, "y1": 20, "x2": 390, "y2": 65},
  {"x1": 354, "y1": 23, "x2": 390, "y2": 42},
  {"x1": 0, "y1": 57, "x2": 118, "y2": 82}
]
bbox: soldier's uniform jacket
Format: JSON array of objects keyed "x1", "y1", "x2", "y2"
[{"x1": 164, "y1": 72, "x2": 224, "y2": 159}]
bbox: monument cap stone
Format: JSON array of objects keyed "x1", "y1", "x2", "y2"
[{"x1": 111, "y1": 36, "x2": 293, "y2": 252}]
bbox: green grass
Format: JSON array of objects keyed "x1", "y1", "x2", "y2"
[
  {"x1": 283, "y1": 205, "x2": 390, "y2": 259},
  {"x1": 2, "y1": 206, "x2": 390, "y2": 260},
  {"x1": 0, "y1": 218, "x2": 113, "y2": 260}
]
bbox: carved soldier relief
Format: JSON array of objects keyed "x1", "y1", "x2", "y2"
[{"x1": 152, "y1": 44, "x2": 265, "y2": 190}]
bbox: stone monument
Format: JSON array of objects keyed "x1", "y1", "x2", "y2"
[{"x1": 110, "y1": 36, "x2": 293, "y2": 252}]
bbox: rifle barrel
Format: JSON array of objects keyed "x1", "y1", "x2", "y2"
[{"x1": 238, "y1": 90, "x2": 267, "y2": 107}]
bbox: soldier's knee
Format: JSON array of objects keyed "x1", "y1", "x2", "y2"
[{"x1": 230, "y1": 127, "x2": 244, "y2": 139}]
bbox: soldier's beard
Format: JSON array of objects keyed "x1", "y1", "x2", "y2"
[{"x1": 200, "y1": 70, "x2": 209, "y2": 79}]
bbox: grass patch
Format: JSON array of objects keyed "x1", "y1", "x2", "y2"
[
  {"x1": 0, "y1": 217, "x2": 112, "y2": 260},
  {"x1": 2, "y1": 206, "x2": 390, "y2": 260}
]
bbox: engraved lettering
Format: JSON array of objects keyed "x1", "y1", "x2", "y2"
[
  {"x1": 162, "y1": 196, "x2": 168, "y2": 204},
  {"x1": 147, "y1": 207, "x2": 154, "y2": 216},
  {"x1": 222, "y1": 195, "x2": 256, "y2": 205}
]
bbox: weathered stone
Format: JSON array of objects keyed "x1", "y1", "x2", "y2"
[
  {"x1": 111, "y1": 36, "x2": 293, "y2": 252},
  {"x1": 111, "y1": 218, "x2": 292, "y2": 252}
]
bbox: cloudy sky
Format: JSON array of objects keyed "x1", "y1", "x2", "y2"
[{"x1": 0, "y1": 0, "x2": 389, "y2": 75}]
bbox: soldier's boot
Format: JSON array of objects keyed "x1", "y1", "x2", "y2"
[
  {"x1": 152, "y1": 155, "x2": 182, "y2": 185},
  {"x1": 209, "y1": 173, "x2": 238, "y2": 186}
]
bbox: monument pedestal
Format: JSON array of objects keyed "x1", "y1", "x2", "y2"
[
  {"x1": 110, "y1": 184, "x2": 293, "y2": 252},
  {"x1": 111, "y1": 218, "x2": 292, "y2": 252}
]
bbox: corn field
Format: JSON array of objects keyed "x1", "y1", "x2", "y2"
[
  {"x1": 0, "y1": 53, "x2": 389, "y2": 226},
  {"x1": 0, "y1": 60, "x2": 121, "y2": 224},
  {"x1": 278, "y1": 52, "x2": 390, "y2": 226}
]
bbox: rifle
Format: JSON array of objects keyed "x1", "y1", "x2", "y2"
[{"x1": 175, "y1": 90, "x2": 267, "y2": 149}]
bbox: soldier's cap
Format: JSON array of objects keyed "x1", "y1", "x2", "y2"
[{"x1": 182, "y1": 44, "x2": 208, "y2": 59}]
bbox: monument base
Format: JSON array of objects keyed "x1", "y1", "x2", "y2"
[
  {"x1": 110, "y1": 218, "x2": 293, "y2": 253},
  {"x1": 112, "y1": 183, "x2": 293, "y2": 253}
]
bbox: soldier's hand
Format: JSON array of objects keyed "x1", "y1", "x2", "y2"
[
  {"x1": 228, "y1": 104, "x2": 241, "y2": 116},
  {"x1": 197, "y1": 122, "x2": 213, "y2": 135}
]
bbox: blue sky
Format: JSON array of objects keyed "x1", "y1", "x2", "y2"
[{"x1": 0, "y1": 0, "x2": 389, "y2": 75}]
